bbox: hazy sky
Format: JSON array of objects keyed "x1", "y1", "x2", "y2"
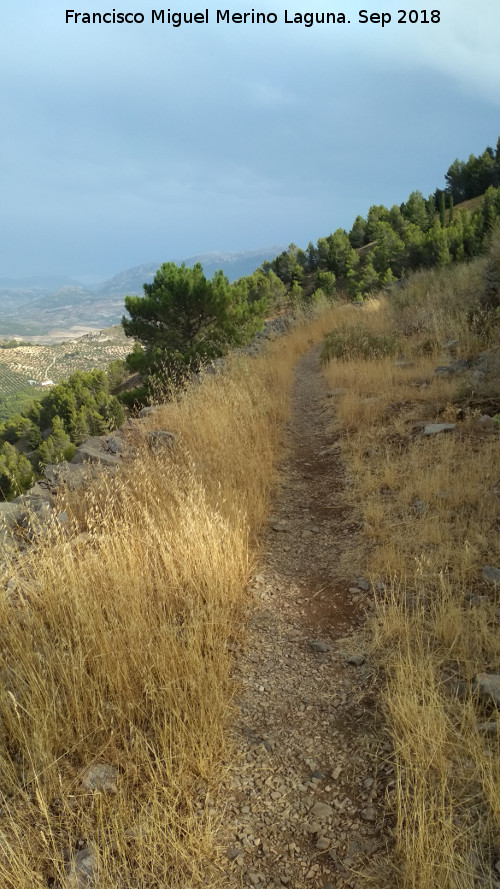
[{"x1": 1, "y1": 0, "x2": 499, "y2": 282}]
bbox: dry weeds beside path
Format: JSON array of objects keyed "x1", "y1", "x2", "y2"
[{"x1": 218, "y1": 347, "x2": 392, "y2": 889}]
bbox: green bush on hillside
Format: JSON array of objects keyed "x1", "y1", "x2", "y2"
[
  {"x1": 321, "y1": 322, "x2": 399, "y2": 362},
  {"x1": 0, "y1": 368, "x2": 126, "y2": 499},
  {"x1": 0, "y1": 442, "x2": 35, "y2": 500},
  {"x1": 122, "y1": 261, "x2": 266, "y2": 398},
  {"x1": 37, "y1": 416, "x2": 76, "y2": 467},
  {"x1": 481, "y1": 226, "x2": 500, "y2": 312},
  {"x1": 261, "y1": 139, "x2": 500, "y2": 304},
  {"x1": 30, "y1": 370, "x2": 125, "y2": 444}
]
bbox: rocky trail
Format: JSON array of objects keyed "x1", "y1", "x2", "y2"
[{"x1": 218, "y1": 346, "x2": 393, "y2": 889}]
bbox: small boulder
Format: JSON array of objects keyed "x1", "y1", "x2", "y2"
[
  {"x1": 147, "y1": 430, "x2": 176, "y2": 453},
  {"x1": 72, "y1": 438, "x2": 121, "y2": 467},
  {"x1": 0, "y1": 502, "x2": 23, "y2": 539},
  {"x1": 138, "y1": 405, "x2": 157, "y2": 418},
  {"x1": 347, "y1": 654, "x2": 365, "y2": 666},
  {"x1": 309, "y1": 640, "x2": 332, "y2": 653},
  {"x1": 105, "y1": 434, "x2": 124, "y2": 454},
  {"x1": 65, "y1": 844, "x2": 97, "y2": 889},
  {"x1": 481, "y1": 566, "x2": 500, "y2": 586},
  {"x1": 45, "y1": 461, "x2": 96, "y2": 491},
  {"x1": 423, "y1": 423, "x2": 456, "y2": 436},
  {"x1": 478, "y1": 415, "x2": 494, "y2": 428},
  {"x1": 473, "y1": 673, "x2": 500, "y2": 707},
  {"x1": 310, "y1": 802, "x2": 333, "y2": 819},
  {"x1": 477, "y1": 721, "x2": 498, "y2": 736},
  {"x1": 26, "y1": 482, "x2": 54, "y2": 501},
  {"x1": 81, "y1": 762, "x2": 118, "y2": 794},
  {"x1": 360, "y1": 806, "x2": 376, "y2": 822},
  {"x1": 272, "y1": 521, "x2": 288, "y2": 533}
]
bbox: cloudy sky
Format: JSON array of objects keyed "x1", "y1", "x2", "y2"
[{"x1": 1, "y1": 0, "x2": 499, "y2": 283}]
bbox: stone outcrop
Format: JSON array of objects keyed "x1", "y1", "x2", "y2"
[{"x1": 0, "y1": 426, "x2": 175, "y2": 555}]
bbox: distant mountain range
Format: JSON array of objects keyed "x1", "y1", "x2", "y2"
[
  {"x1": 97, "y1": 248, "x2": 283, "y2": 296},
  {"x1": 0, "y1": 247, "x2": 282, "y2": 338},
  {"x1": 0, "y1": 283, "x2": 124, "y2": 337},
  {"x1": 0, "y1": 275, "x2": 83, "y2": 290}
]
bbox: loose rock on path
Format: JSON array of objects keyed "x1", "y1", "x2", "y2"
[{"x1": 218, "y1": 347, "x2": 392, "y2": 889}]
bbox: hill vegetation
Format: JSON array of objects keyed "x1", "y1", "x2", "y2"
[
  {"x1": 320, "y1": 241, "x2": 500, "y2": 888},
  {"x1": 0, "y1": 307, "x2": 340, "y2": 889},
  {"x1": 1, "y1": 230, "x2": 498, "y2": 885},
  {"x1": 0, "y1": 369, "x2": 126, "y2": 499},
  {"x1": 2, "y1": 138, "x2": 500, "y2": 502},
  {"x1": 260, "y1": 136, "x2": 500, "y2": 303},
  {"x1": 121, "y1": 261, "x2": 268, "y2": 402},
  {"x1": 0, "y1": 249, "x2": 282, "y2": 339},
  {"x1": 0, "y1": 134, "x2": 499, "y2": 886},
  {"x1": 0, "y1": 329, "x2": 133, "y2": 499},
  {"x1": 0, "y1": 326, "x2": 131, "y2": 422}
]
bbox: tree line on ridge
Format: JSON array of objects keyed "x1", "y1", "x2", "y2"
[{"x1": 1, "y1": 137, "x2": 499, "y2": 500}]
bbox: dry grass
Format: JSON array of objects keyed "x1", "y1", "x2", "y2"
[
  {"x1": 322, "y1": 257, "x2": 500, "y2": 888},
  {"x1": 0, "y1": 304, "x2": 339, "y2": 888}
]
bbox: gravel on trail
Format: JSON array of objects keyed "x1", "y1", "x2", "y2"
[{"x1": 217, "y1": 347, "x2": 393, "y2": 889}]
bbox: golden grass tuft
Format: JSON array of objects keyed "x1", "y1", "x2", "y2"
[
  {"x1": 0, "y1": 304, "x2": 339, "y2": 887},
  {"x1": 322, "y1": 256, "x2": 500, "y2": 888}
]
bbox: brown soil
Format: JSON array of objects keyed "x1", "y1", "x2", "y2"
[{"x1": 217, "y1": 347, "x2": 393, "y2": 889}]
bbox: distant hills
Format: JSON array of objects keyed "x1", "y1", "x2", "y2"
[
  {"x1": 0, "y1": 284, "x2": 125, "y2": 338},
  {"x1": 97, "y1": 248, "x2": 284, "y2": 296},
  {"x1": 0, "y1": 247, "x2": 283, "y2": 338},
  {"x1": 0, "y1": 274, "x2": 83, "y2": 290}
]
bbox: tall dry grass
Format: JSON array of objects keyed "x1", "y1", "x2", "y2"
[
  {"x1": 322, "y1": 259, "x2": 500, "y2": 888},
  {"x1": 0, "y1": 305, "x2": 339, "y2": 888}
]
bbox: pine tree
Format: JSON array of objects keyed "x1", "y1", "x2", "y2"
[
  {"x1": 316, "y1": 270, "x2": 336, "y2": 297},
  {"x1": 123, "y1": 262, "x2": 265, "y2": 380},
  {"x1": 439, "y1": 193, "x2": 446, "y2": 228},
  {"x1": 358, "y1": 260, "x2": 379, "y2": 294},
  {"x1": 37, "y1": 416, "x2": 76, "y2": 466},
  {"x1": 424, "y1": 222, "x2": 451, "y2": 267},
  {"x1": 289, "y1": 281, "x2": 304, "y2": 310}
]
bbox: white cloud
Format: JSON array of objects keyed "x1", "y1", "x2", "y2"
[{"x1": 349, "y1": 0, "x2": 500, "y2": 106}]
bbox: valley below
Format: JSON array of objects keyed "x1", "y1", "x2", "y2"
[{"x1": 0, "y1": 326, "x2": 131, "y2": 418}]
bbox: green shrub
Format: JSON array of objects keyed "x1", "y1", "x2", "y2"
[
  {"x1": 316, "y1": 270, "x2": 336, "y2": 297},
  {"x1": 321, "y1": 322, "x2": 399, "y2": 362},
  {"x1": 480, "y1": 226, "x2": 500, "y2": 311},
  {"x1": 117, "y1": 385, "x2": 150, "y2": 411},
  {"x1": 0, "y1": 442, "x2": 35, "y2": 500},
  {"x1": 106, "y1": 358, "x2": 128, "y2": 392}
]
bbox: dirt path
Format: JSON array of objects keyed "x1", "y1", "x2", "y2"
[
  {"x1": 219, "y1": 346, "x2": 391, "y2": 889},
  {"x1": 44, "y1": 352, "x2": 57, "y2": 379}
]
